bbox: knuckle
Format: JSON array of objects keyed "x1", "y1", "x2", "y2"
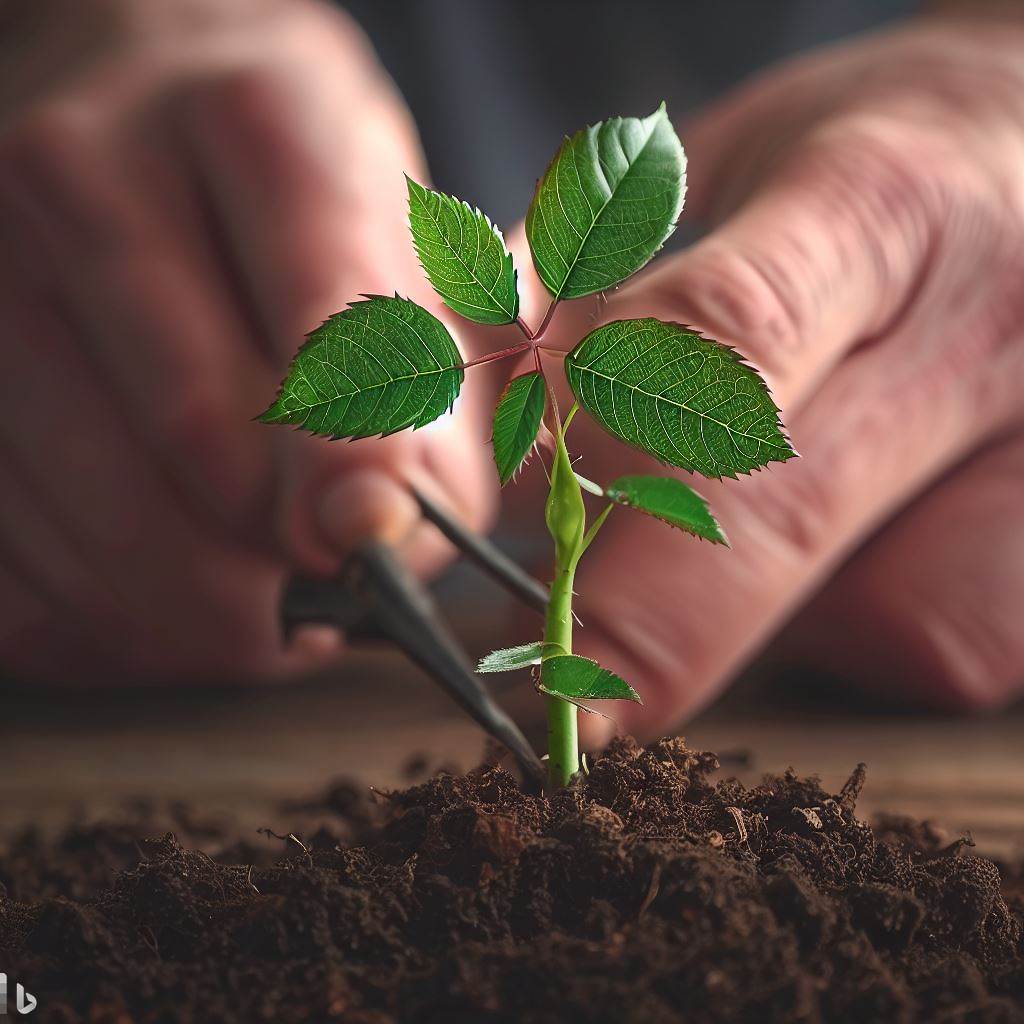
[
  {"x1": 798, "y1": 113, "x2": 948, "y2": 249},
  {"x1": 181, "y1": 65, "x2": 321, "y2": 203},
  {"x1": 646, "y1": 242, "x2": 811, "y2": 384},
  {"x1": 177, "y1": 65, "x2": 286, "y2": 163},
  {"x1": 201, "y1": 65, "x2": 277, "y2": 122},
  {"x1": 737, "y1": 465, "x2": 833, "y2": 560}
]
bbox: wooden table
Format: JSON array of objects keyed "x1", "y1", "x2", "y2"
[{"x1": 4, "y1": 647, "x2": 1022, "y2": 860}]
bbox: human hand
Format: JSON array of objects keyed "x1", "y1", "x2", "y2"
[
  {"x1": 527, "y1": 16, "x2": 1024, "y2": 740},
  {"x1": 0, "y1": 0, "x2": 495, "y2": 686}
]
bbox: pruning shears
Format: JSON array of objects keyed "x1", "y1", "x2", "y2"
[{"x1": 280, "y1": 486, "x2": 547, "y2": 790}]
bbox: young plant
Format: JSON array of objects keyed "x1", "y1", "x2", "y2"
[{"x1": 261, "y1": 105, "x2": 795, "y2": 789}]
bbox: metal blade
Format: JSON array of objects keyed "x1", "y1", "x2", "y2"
[
  {"x1": 280, "y1": 544, "x2": 545, "y2": 790},
  {"x1": 411, "y1": 487, "x2": 549, "y2": 614}
]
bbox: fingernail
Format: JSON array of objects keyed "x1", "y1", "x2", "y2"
[
  {"x1": 287, "y1": 624, "x2": 345, "y2": 673},
  {"x1": 316, "y1": 469, "x2": 420, "y2": 560}
]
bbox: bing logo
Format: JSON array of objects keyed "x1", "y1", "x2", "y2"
[{"x1": 0, "y1": 974, "x2": 37, "y2": 1015}]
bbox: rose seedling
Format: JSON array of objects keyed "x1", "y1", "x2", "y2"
[{"x1": 261, "y1": 105, "x2": 796, "y2": 789}]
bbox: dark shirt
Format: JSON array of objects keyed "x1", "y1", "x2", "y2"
[{"x1": 344, "y1": 0, "x2": 915, "y2": 225}]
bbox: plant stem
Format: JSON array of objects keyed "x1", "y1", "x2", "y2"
[
  {"x1": 542, "y1": 419, "x2": 586, "y2": 790},
  {"x1": 516, "y1": 299, "x2": 558, "y2": 343},
  {"x1": 543, "y1": 556, "x2": 578, "y2": 788},
  {"x1": 535, "y1": 299, "x2": 558, "y2": 340},
  {"x1": 515, "y1": 316, "x2": 535, "y2": 341}
]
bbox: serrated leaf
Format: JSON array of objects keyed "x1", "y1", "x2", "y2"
[
  {"x1": 477, "y1": 641, "x2": 555, "y2": 673},
  {"x1": 260, "y1": 296, "x2": 463, "y2": 439},
  {"x1": 407, "y1": 177, "x2": 519, "y2": 325},
  {"x1": 539, "y1": 655, "x2": 641, "y2": 702},
  {"x1": 525, "y1": 103, "x2": 685, "y2": 301},
  {"x1": 492, "y1": 371, "x2": 546, "y2": 486},
  {"x1": 565, "y1": 318, "x2": 796, "y2": 478},
  {"x1": 605, "y1": 474, "x2": 728, "y2": 545}
]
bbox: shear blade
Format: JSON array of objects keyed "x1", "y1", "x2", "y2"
[{"x1": 281, "y1": 542, "x2": 545, "y2": 790}]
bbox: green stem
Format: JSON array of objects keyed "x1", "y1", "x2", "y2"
[
  {"x1": 542, "y1": 417, "x2": 586, "y2": 790},
  {"x1": 543, "y1": 555, "x2": 578, "y2": 788}
]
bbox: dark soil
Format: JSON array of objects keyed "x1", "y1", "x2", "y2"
[{"x1": 2, "y1": 737, "x2": 1022, "y2": 1023}]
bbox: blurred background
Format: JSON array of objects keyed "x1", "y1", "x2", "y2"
[
  {"x1": 345, "y1": 0, "x2": 915, "y2": 227},
  {"x1": 0, "y1": 0, "x2": 1019, "y2": 864}
]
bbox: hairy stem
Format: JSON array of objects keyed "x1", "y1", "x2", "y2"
[{"x1": 543, "y1": 557, "x2": 578, "y2": 788}]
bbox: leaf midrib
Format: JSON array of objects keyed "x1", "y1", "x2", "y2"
[
  {"x1": 568, "y1": 362, "x2": 789, "y2": 453},
  {"x1": 286, "y1": 361, "x2": 456, "y2": 414},
  {"x1": 413, "y1": 192, "x2": 515, "y2": 320},
  {"x1": 551, "y1": 114, "x2": 664, "y2": 300}
]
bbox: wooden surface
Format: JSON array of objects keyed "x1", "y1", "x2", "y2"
[{"x1": 4, "y1": 647, "x2": 1023, "y2": 860}]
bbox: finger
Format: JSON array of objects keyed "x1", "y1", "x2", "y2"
[
  {"x1": 781, "y1": 429, "x2": 1024, "y2": 712},
  {"x1": 0, "y1": 277, "x2": 292, "y2": 684},
  {"x1": 0, "y1": 103, "x2": 275, "y2": 535},
  {"x1": 546, "y1": 109, "x2": 946, "y2": 420},
  {"x1": 0, "y1": 444, "x2": 134, "y2": 670},
  {"x1": 679, "y1": 40, "x2": 869, "y2": 225},
  {"x1": 176, "y1": 66, "x2": 494, "y2": 574},
  {"x1": 571, "y1": 283, "x2": 1024, "y2": 746},
  {"x1": 173, "y1": 64, "x2": 425, "y2": 360}
]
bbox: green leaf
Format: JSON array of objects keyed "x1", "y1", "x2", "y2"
[
  {"x1": 407, "y1": 177, "x2": 519, "y2": 325},
  {"x1": 492, "y1": 371, "x2": 546, "y2": 485},
  {"x1": 525, "y1": 103, "x2": 685, "y2": 301},
  {"x1": 565, "y1": 319, "x2": 796, "y2": 478},
  {"x1": 605, "y1": 475, "x2": 728, "y2": 545},
  {"x1": 539, "y1": 655, "x2": 641, "y2": 703},
  {"x1": 477, "y1": 642, "x2": 546, "y2": 673},
  {"x1": 260, "y1": 295, "x2": 463, "y2": 439}
]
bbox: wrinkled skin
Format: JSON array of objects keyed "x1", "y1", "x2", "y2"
[
  {"x1": 1, "y1": 3, "x2": 1022, "y2": 733},
  {"x1": 526, "y1": 14, "x2": 1024, "y2": 740},
  {"x1": 0, "y1": 0, "x2": 494, "y2": 685}
]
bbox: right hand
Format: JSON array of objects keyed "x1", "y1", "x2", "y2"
[
  {"x1": 526, "y1": 16, "x2": 1024, "y2": 740},
  {"x1": 0, "y1": 0, "x2": 496, "y2": 687}
]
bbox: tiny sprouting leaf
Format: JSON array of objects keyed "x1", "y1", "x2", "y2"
[
  {"x1": 539, "y1": 655, "x2": 641, "y2": 702},
  {"x1": 477, "y1": 642, "x2": 546, "y2": 673},
  {"x1": 605, "y1": 475, "x2": 728, "y2": 545},
  {"x1": 492, "y1": 371, "x2": 546, "y2": 486},
  {"x1": 525, "y1": 104, "x2": 686, "y2": 301},
  {"x1": 260, "y1": 296, "x2": 463, "y2": 440},
  {"x1": 407, "y1": 177, "x2": 519, "y2": 325},
  {"x1": 565, "y1": 318, "x2": 796, "y2": 478},
  {"x1": 573, "y1": 472, "x2": 605, "y2": 497}
]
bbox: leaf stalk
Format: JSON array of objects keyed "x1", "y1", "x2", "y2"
[{"x1": 458, "y1": 342, "x2": 531, "y2": 371}]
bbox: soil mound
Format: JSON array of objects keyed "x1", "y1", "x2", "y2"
[{"x1": 2, "y1": 737, "x2": 1022, "y2": 1023}]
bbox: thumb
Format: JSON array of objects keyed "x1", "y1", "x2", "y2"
[
  {"x1": 542, "y1": 102, "x2": 958, "y2": 745},
  {"x1": 547, "y1": 105, "x2": 935, "y2": 417}
]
